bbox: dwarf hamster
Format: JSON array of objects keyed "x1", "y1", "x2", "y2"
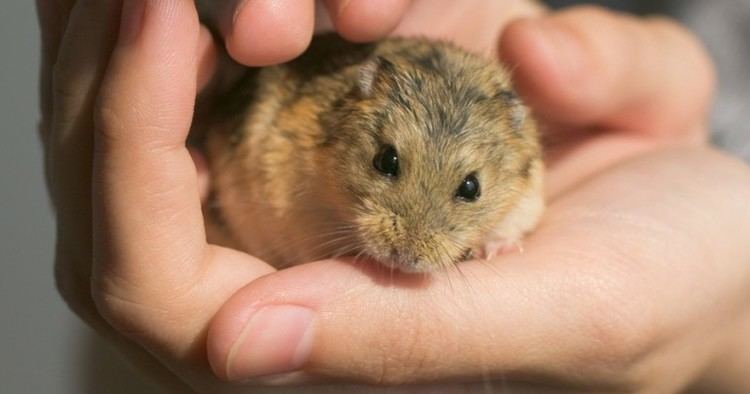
[{"x1": 202, "y1": 34, "x2": 544, "y2": 273}]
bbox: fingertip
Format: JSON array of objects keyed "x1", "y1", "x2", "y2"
[
  {"x1": 202, "y1": 247, "x2": 280, "y2": 380},
  {"x1": 499, "y1": 19, "x2": 556, "y2": 106},
  {"x1": 206, "y1": 262, "x2": 330, "y2": 382},
  {"x1": 325, "y1": 0, "x2": 409, "y2": 42},
  {"x1": 206, "y1": 260, "x2": 362, "y2": 381},
  {"x1": 642, "y1": 15, "x2": 716, "y2": 136},
  {"x1": 206, "y1": 300, "x2": 244, "y2": 381},
  {"x1": 224, "y1": 0, "x2": 314, "y2": 66},
  {"x1": 500, "y1": 17, "x2": 605, "y2": 126}
]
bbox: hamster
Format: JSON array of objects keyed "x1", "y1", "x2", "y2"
[{"x1": 201, "y1": 34, "x2": 544, "y2": 273}]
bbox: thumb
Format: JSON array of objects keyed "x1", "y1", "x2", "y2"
[{"x1": 206, "y1": 255, "x2": 609, "y2": 385}]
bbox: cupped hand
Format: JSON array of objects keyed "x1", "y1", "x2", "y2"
[
  {"x1": 208, "y1": 8, "x2": 750, "y2": 392},
  {"x1": 39, "y1": 0, "x2": 750, "y2": 392}
]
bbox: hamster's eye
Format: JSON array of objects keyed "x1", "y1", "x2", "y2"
[
  {"x1": 456, "y1": 174, "x2": 480, "y2": 202},
  {"x1": 373, "y1": 145, "x2": 399, "y2": 177}
]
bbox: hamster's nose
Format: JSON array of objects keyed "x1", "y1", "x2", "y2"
[
  {"x1": 388, "y1": 248, "x2": 416, "y2": 268},
  {"x1": 389, "y1": 248, "x2": 410, "y2": 263}
]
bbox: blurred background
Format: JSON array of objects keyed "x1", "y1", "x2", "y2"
[{"x1": 1, "y1": 1, "x2": 747, "y2": 393}]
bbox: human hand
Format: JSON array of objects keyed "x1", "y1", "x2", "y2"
[
  {"x1": 204, "y1": 8, "x2": 750, "y2": 392},
  {"x1": 39, "y1": 1, "x2": 749, "y2": 393}
]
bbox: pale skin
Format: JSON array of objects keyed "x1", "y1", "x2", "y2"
[{"x1": 37, "y1": 0, "x2": 750, "y2": 392}]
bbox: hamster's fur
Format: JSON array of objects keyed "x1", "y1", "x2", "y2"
[{"x1": 202, "y1": 34, "x2": 543, "y2": 272}]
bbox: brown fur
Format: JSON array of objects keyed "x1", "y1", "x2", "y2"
[{"x1": 203, "y1": 34, "x2": 544, "y2": 272}]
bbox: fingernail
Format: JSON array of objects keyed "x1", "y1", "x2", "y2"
[
  {"x1": 226, "y1": 305, "x2": 315, "y2": 380},
  {"x1": 119, "y1": 0, "x2": 146, "y2": 45}
]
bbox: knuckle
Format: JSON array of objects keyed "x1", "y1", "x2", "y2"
[
  {"x1": 90, "y1": 273, "x2": 176, "y2": 341},
  {"x1": 89, "y1": 275, "x2": 134, "y2": 331},
  {"x1": 92, "y1": 288, "x2": 153, "y2": 337},
  {"x1": 50, "y1": 66, "x2": 95, "y2": 138},
  {"x1": 94, "y1": 97, "x2": 155, "y2": 149},
  {"x1": 93, "y1": 99, "x2": 126, "y2": 142},
  {"x1": 646, "y1": 15, "x2": 717, "y2": 90},
  {"x1": 51, "y1": 65, "x2": 86, "y2": 109},
  {"x1": 54, "y1": 256, "x2": 97, "y2": 322},
  {"x1": 88, "y1": 256, "x2": 207, "y2": 345},
  {"x1": 94, "y1": 92, "x2": 183, "y2": 153}
]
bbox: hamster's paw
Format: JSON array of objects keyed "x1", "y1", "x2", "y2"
[
  {"x1": 473, "y1": 237, "x2": 524, "y2": 261},
  {"x1": 475, "y1": 182, "x2": 544, "y2": 261}
]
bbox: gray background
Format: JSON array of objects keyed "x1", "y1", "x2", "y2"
[
  {"x1": 0, "y1": 2, "x2": 164, "y2": 393},
  {"x1": 1, "y1": 1, "x2": 747, "y2": 393}
]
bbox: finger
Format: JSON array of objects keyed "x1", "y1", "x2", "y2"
[
  {"x1": 210, "y1": 0, "x2": 315, "y2": 66},
  {"x1": 51, "y1": 0, "x2": 120, "y2": 170},
  {"x1": 322, "y1": 0, "x2": 410, "y2": 42},
  {"x1": 36, "y1": 0, "x2": 61, "y2": 139},
  {"x1": 36, "y1": 0, "x2": 76, "y2": 140},
  {"x1": 500, "y1": 6, "x2": 715, "y2": 141},
  {"x1": 91, "y1": 0, "x2": 272, "y2": 356},
  {"x1": 36, "y1": 0, "x2": 72, "y2": 59},
  {"x1": 208, "y1": 147, "x2": 750, "y2": 385},
  {"x1": 193, "y1": 27, "x2": 219, "y2": 203},
  {"x1": 48, "y1": 0, "x2": 121, "y2": 322}
]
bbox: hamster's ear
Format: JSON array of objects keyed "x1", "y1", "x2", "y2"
[
  {"x1": 497, "y1": 89, "x2": 526, "y2": 131},
  {"x1": 358, "y1": 56, "x2": 395, "y2": 98}
]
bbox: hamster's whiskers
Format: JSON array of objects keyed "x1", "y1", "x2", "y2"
[
  {"x1": 228, "y1": 216, "x2": 360, "y2": 266},
  {"x1": 302, "y1": 232, "x2": 361, "y2": 261}
]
